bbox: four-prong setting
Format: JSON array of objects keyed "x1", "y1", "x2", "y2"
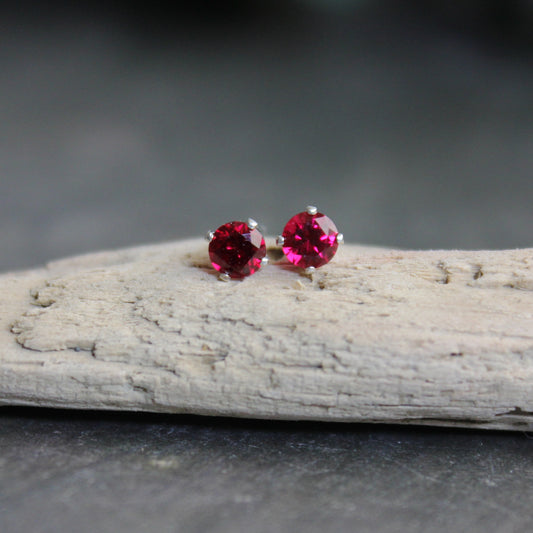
[
  {"x1": 278, "y1": 205, "x2": 342, "y2": 273},
  {"x1": 208, "y1": 219, "x2": 267, "y2": 280},
  {"x1": 208, "y1": 207, "x2": 343, "y2": 280}
]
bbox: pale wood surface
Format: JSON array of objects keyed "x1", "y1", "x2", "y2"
[{"x1": 1, "y1": 239, "x2": 532, "y2": 431}]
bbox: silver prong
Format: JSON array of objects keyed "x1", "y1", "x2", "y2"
[
  {"x1": 306, "y1": 205, "x2": 318, "y2": 215},
  {"x1": 336, "y1": 233, "x2": 344, "y2": 244},
  {"x1": 218, "y1": 272, "x2": 231, "y2": 282},
  {"x1": 247, "y1": 218, "x2": 258, "y2": 230},
  {"x1": 276, "y1": 235, "x2": 285, "y2": 246},
  {"x1": 304, "y1": 266, "x2": 316, "y2": 276},
  {"x1": 206, "y1": 230, "x2": 215, "y2": 242},
  {"x1": 260, "y1": 256, "x2": 269, "y2": 267}
]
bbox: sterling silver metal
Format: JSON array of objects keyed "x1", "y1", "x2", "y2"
[
  {"x1": 218, "y1": 272, "x2": 231, "y2": 282},
  {"x1": 304, "y1": 266, "x2": 316, "y2": 275},
  {"x1": 261, "y1": 257, "x2": 269, "y2": 267},
  {"x1": 276, "y1": 235, "x2": 285, "y2": 246},
  {"x1": 206, "y1": 230, "x2": 215, "y2": 242},
  {"x1": 336, "y1": 233, "x2": 344, "y2": 244},
  {"x1": 306, "y1": 205, "x2": 318, "y2": 215},
  {"x1": 247, "y1": 218, "x2": 258, "y2": 230}
]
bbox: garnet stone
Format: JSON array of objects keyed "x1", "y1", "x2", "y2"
[
  {"x1": 281, "y1": 210, "x2": 339, "y2": 269},
  {"x1": 209, "y1": 221, "x2": 267, "y2": 279}
]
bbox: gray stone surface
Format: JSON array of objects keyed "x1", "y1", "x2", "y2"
[
  {"x1": 1, "y1": 2, "x2": 533, "y2": 532},
  {"x1": 1, "y1": 409, "x2": 533, "y2": 533}
]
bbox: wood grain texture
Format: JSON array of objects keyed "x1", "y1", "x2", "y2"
[{"x1": 1, "y1": 239, "x2": 533, "y2": 431}]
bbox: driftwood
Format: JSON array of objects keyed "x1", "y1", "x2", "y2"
[{"x1": 1, "y1": 238, "x2": 532, "y2": 431}]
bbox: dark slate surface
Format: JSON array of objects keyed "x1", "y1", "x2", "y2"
[
  {"x1": 1, "y1": 409, "x2": 533, "y2": 533},
  {"x1": 1, "y1": 2, "x2": 532, "y2": 532}
]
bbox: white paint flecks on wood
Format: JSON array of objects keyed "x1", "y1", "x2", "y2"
[{"x1": 1, "y1": 239, "x2": 533, "y2": 431}]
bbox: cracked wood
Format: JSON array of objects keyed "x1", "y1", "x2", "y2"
[{"x1": 1, "y1": 239, "x2": 533, "y2": 431}]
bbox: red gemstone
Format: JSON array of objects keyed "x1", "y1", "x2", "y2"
[
  {"x1": 209, "y1": 221, "x2": 267, "y2": 279},
  {"x1": 282, "y1": 211, "x2": 339, "y2": 268}
]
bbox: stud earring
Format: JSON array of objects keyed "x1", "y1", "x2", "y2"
[
  {"x1": 276, "y1": 206, "x2": 343, "y2": 274},
  {"x1": 207, "y1": 219, "x2": 268, "y2": 281}
]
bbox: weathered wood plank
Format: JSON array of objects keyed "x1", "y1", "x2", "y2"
[{"x1": 1, "y1": 239, "x2": 532, "y2": 431}]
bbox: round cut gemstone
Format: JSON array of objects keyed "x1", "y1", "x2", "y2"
[
  {"x1": 282, "y1": 211, "x2": 339, "y2": 268},
  {"x1": 209, "y1": 221, "x2": 267, "y2": 279}
]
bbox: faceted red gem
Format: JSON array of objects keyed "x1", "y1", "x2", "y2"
[
  {"x1": 282, "y1": 211, "x2": 339, "y2": 269},
  {"x1": 209, "y1": 221, "x2": 267, "y2": 279}
]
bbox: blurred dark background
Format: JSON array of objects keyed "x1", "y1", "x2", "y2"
[{"x1": 1, "y1": 0, "x2": 532, "y2": 272}]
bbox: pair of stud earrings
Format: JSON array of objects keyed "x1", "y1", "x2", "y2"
[{"x1": 206, "y1": 206, "x2": 343, "y2": 281}]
